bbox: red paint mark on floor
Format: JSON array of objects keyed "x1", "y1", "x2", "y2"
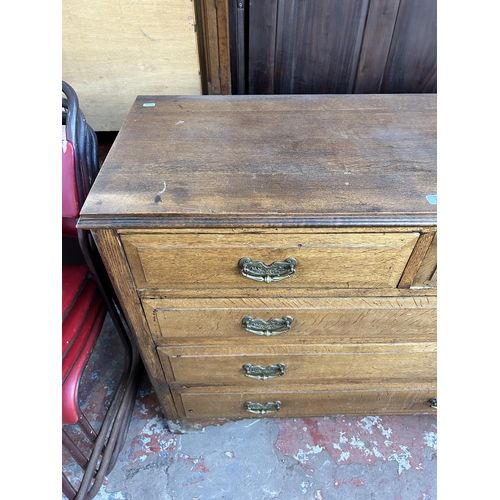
[
  {"x1": 274, "y1": 415, "x2": 436, "y2": 472},
  {"x1": 351, "y1": 477, "x2": 365, "y2": 487},
  {"x1": 126, "y1": 415, "x2": 177, "y2": 463},
  {"x1": 178, "y1": 453, "x2": 210, "y2": 473},
  {"x1": 334, "y1": 476, "x2": 365, "y2": 488}
]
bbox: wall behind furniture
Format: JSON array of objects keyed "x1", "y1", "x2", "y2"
[{"x1": 62, "y1": 0, "x2": 202, "y2": 131}]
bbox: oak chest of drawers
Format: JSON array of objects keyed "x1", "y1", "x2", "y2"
[{"x1": 78, "y1": 94, "x2": 437, "y2": 431}]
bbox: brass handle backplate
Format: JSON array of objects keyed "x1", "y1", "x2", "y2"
[
  {"x1": 429, "y1": 398, "x2": 437, "y2": 409},
  {"x1": 238, "y1": 257, "x2": 297, "y2": 283},
  {"x1": 242, "y1": 315, "x2": 293, "y2": 337},
  {"x1": 243, "y1": 363, "x2": 286, "y2": 380},
  {"x1": 245, "y1": 401, "x2": 281, "y2": 414}
]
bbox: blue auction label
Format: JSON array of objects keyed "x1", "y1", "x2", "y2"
[
  {"x1": 426, "y1": 195, "x2": 437, "y2": 205},
  {"x1": 143, "y1": 102, "x2": 156, "y2": 107}
]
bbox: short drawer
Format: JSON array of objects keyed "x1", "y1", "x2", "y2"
[
  {"x1": 413, "y1": 232, "x2": 437, "y2": 288},
  {"x1": 121, "y1": 231, "x2": 419, "y2": 289},
  {"x1": 144, "y1": 296, "x2": 437, "y2": 344},
  {"x1": 158, "y1": 343, "x2": 436, "y2": 387},
  {"x1": 171, "y1": 383, "x2": 438, "y2": 419}
]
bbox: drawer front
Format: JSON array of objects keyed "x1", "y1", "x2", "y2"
[
  {"x1": 121, "y1": 232, "x2": 419, "y2": 289},
  {"x1": 144, "y1": 296, "x2": 437, "y2": 344},
  {"x1": 171, "y1": 384, "x2": 438, "y2": 418},
  {"x1": 158, "y1": 343, "x2": 436, "y2": 386},
  {"x1": 413, "y1": 233, "x2": 437, "y2": 288}
]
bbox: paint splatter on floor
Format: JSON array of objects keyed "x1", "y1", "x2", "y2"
[{"x1": 275, "y1": 415, "x2": 437, "y2": 475}]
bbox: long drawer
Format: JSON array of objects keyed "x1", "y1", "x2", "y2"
[
  {"x1": 144, "y1": 296, "x2": 436, "y2": 344},
  {"x1": 121, "y1": 232, "x2": 419, "y2": 289},
  {"x1": 158, "y1": 343, "x2": 436, "y2": 387},
  {"x1": 170, "y1": 383, "x2": 437, "y2": 419}
]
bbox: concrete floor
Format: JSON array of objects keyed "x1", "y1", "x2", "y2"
[{"x1": 62, "y1": 315, "x2": 437, "y2": 500}]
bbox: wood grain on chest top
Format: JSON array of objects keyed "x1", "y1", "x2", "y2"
[{"x1": 79, "y1": 94, "x2": 436, "y2": 227}]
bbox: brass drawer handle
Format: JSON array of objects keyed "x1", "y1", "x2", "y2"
[
  {"x1": 243, "y1": 363, "x2": 286, "y2": 380},
  {"x1": 245, "y1": 401, "x2": 281, "y2": 414},
  {"x1": 238, "y1": 257, "x2": 298, "y2": 283},
  {"x1": 242, "y1": 315, "x2": 293, "y2": 337},
  {"x1": 429, "y1": 398, "x2": 437, "y2": 409}
]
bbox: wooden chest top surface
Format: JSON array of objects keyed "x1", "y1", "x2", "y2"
[{"x1": 79, "y1": 94, "x2": 436, "y2": 227}]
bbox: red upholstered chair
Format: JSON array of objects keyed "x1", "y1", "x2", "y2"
[{"x1": 62, "y1": 81, "x2": 142, "y2": 500}]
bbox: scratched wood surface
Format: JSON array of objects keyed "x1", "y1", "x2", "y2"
[{"x1": 78, "y1": 94, "x2": 436, "y2": 227}]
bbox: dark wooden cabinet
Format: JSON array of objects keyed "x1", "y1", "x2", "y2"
[{"x1": 197, "y1": 0, "x2": 436, "y2": 95}]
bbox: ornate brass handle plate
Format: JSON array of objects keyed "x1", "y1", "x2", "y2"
[
  {"x1": 245, "y1": 401, "x2": 282, "y2": 414},
  {"x1": 429, "y1": 398, "x2": 437, "y2": 409},
  {"x1": 242, "y1": 315, "x2": 293, "y2": 337},
  {"x1": 238, "y1": 257, "x2": 298, "y2": 283},
  {"x1": 243, "y1": 363, "x2": 286, "y2": 380}
]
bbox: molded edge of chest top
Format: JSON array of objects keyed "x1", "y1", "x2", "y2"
[{"x1": 78, "y1": 94, "x2": 436, "y2": 229}]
